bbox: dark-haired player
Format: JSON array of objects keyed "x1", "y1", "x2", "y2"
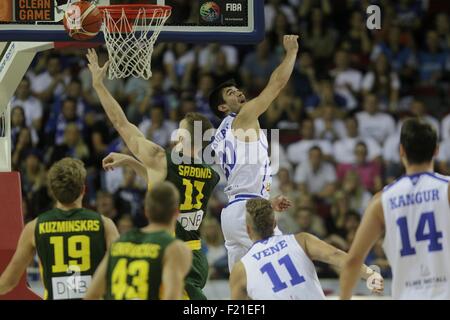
[
  {"x1": 230, "y1": 198, "x2": 383, "y2": 300},
  {"x1": 208, "y1": 36, "x2": 297, "y2": 271},
  {"x1": 341, "y1": 118, "x2": 450, "y2": 299}
]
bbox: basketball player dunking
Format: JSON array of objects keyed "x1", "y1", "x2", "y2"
[{"x1": 209, "y1": 35, "x2": 298, "y2": 270}]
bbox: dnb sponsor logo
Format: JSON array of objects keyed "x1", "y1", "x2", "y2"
[{"x1": 200, "y1": 1, "x2": 221, "y2": 22}]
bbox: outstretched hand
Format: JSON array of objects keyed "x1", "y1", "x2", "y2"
[
  {"x1": 86, "y1": 48, "x2": 110, "y2": 87},
  {"x1": 102, "y1": 152, "x2": 131, "y2": 171},
  {"x1": 271, "y1": 195, "x2": 292, "y2": 212}
]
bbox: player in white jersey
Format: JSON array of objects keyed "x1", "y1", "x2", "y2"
[
  {"x1": 340, "y1": 118, "x2": 450, "y2": 299},
  {"x1": 209, "y1": 35, "x2": 298, "y2": 270},
  {"x1": 230, "y1": 198, "x2": 383, "y2": 300}
]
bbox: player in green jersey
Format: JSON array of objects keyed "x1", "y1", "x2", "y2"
[
  {"x1": 0, "y1": 158, "x2": 119, "y2": 300},
  {"x1": 87, "y1": 49, "x2": 220, "y2": 300},
  {"x1": 85, "y1": 181, "x2": 192, "y2": 300}
]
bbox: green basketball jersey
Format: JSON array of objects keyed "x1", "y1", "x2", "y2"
[
  {"x1": 34, "y1": 208, "x2": 106, "y2": 300},
  {"x1": 105, "y1": 229, "x2": 176, "y2": 300},
  {"x1": 164, "y1": 151, "x2": 220, "y2": 244}
]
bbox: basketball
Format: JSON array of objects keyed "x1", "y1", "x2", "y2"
[{"x1": 63, "y1": 1, "x2": 102, "y2": 41}]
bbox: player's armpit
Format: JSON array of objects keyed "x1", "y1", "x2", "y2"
[
  {"x1": 129, "y1": 136, "x2": 167, "y2": 173},
  {"x1": 84, "y1": 254, "x2": 108, "y2": 300},
  {"x1": 229, "y1": 261, "x2": 249, "y2": 300},
  {"x1": 0, "y1": 220, "x2": 36, "y2": 295},
  {"x1": 162, "y1": 241, "x2": 192, "y2": 300}
]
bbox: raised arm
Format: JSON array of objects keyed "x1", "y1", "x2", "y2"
[
  {"x1": 102, "y1": 152, "x2": 168, "y2": 187},
  {"x1": 86, "y1": 49, "x2": 165, "y2": 170},
  {"x1": 339, "y1": 193, "x2": 385, "y2": 299},
  {"x1": 0, "y1": 220, "x2": 36, "y2": 295},
  {"x1": 296, "y1": 230, "x2": 384, "y2": 294},
  {"x1": 161, "y1": 240, "x2": 192, "y2": 300},
  {"x1": 234, "y1": 35, "x2": 299, "y2": 129}
]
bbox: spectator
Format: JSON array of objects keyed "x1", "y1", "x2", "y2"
[
  {"x1": 28, "y1": 54, "x2": 69, "y2": 102},
  {"x1": 116, "y1": 214, "x2": 134, "y2": 235},
  {"x1": 339, "y1": 170, "x2": 372, "y2": 216},
  {"x1": 418, "y1": 30, "x2": 449, "y2": 86},
  {"x1": 313, "y1": 104, "x2": 346, "y2": 142},
  {"x1": 201, "y1": 217, "x2": 228, "y2": 279},
  {"x1": 114, "y1": 167, "x2": 146, "y2": 227},
  {"x1": 138, "y1": 105, "x2": 177, "y2": 148},
  {"x1": 47, "y1": 123, "x2": 90, "y2": 164},
  {"x1": 287, "y1": 118, "x2": 334, "y2": 165},
  {"x1": 10, "y1": 78, "x2": 43, "y2": 131},
  {"x1": 330, "y1": 49, "x2": 363, "y2": 111},
  {"x1": 96, "y1": 191, "x2": 118, "y2": 221},
  {"x1": 163, "y1": 43, "x2": 195, "y2": 90},
  {"x1": 362, "y1": 53, "x2": 401, "y2": 112},
  {"x1": 294, "y1": 146, "x2": 337, "y2": 199},
  {"x1": 333, "y1": 117, "x2": 382, "y2": 164},
  {"x1": 356, "y1": 94, "x2": 396, "y2": 144},
  {"x1": 304, "y1": 76, "x2": 347, "y2": 113},
  {"x1": 195, "y1": 73, "x2": 217, "y2": 122},
  {"x1": 45, "y1": 97, "x2": 84, "y2": 146},
  {"x1": 198, "y1": 44, "x2": 238, "y2": 72},
  {"x1": 302, "y1": 7, "x2": 337, "y2": 65},
  {"x1": 407, "y1": 100, "x2": 440, "y2": 137},
  {"x1": 241, "y1": 39, "x2": 280, "y2": 94},
  {"x1": 365, "y1": 239, "x2": 392, "y2": 278},
  {"x1": 11, "y1": 127, "x2": 33, "y2": 170},
  {"x1": 383, "y1": 129, "x2": 403, "y2": 184},
  {"x1": 293, "y1": 206, "x2": 326, "y2": 238},
  {"x1": 264, "y1": 0, "x2": 297, "y2": 32},
  {"x1": 340, "y1": 10, "x2": 372, "y2": 60},
  {"x1": 441, "y1": 113, "x2": 450, "y2": 141},
  {"x1": 337, "y1": 141, "x2": 383, "y2": 192},
  {"x1": 10, "y1": 106, "x2": 38, "y2": 148},
  {"x1": 435, "y1": 13, "x2": 450, "y2": 51},
  {"x1": 20, "y1": 149, "x2": 50, "y2": 217},
  {"x1": 262, "y1": 84, "x2": 303, "y2": 130},
  {"x1": 292, "y1": 49, "x2": 317, "y2": 101}
]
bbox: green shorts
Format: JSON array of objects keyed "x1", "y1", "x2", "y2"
[{"x1": 185, "y1": 249, "x2": 209, "y2": 300}]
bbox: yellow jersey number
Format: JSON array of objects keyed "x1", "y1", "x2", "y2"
[
  {"x1": 111, "y1": 259, "x2": 149, "y2": 300},
  {"x1": 180, "y1": 178, "x2": 205, "y2": 211},
  {"x1": 49, "y1": 235, "x2": 91, "y2": 273}
]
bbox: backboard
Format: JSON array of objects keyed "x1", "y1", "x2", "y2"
[{"x1": 0, "y1": 0, "x2": 264, "y2": 44}]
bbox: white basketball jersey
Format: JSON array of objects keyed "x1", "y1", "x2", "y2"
[
  {"x1": 212, "y1": 113, "x2": 272, "y2": 200},
  {"x1": 382, "y1": 172, "x2": 450, "y2": 299},
  {"x1": 241, "y1": 234, "x2": 325, "y2": 300}
]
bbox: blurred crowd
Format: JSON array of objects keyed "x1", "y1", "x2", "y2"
[{"x1": 4, "y1": 0, "x2": 450, "y2": 279}]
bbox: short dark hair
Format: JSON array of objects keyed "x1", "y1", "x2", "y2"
[
  {"x1": 400, "y1": 118, "x2": 437, "y2": 165},
  {"x1": 246, "y1": 198, "x2": 275, "y2": 239},
  {"x1": 144, "y1": 182, "x2": 180, "y2": 224},
  {"x1": 309, "y1": 145, "x2": 322, "y2": 154},
  {"x1": 208, "y1": 79, "x2": 237, "y2": 119}
]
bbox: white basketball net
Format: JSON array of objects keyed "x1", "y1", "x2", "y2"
[{"x1": 101, "y1": 7, "x2": 171, "y2": 79}]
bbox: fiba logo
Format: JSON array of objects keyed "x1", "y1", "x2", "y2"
[{"x1": 200, "y1": 2, "x2": 221, "y2": 22}]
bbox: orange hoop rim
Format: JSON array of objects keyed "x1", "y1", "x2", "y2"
[{"x1": 98, "y1": 4, "x2": 172, "y2": 20}]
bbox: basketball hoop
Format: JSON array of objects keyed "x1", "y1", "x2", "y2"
[{"x1": 98, "y1": 4, "x2": 172, "y2": 79}]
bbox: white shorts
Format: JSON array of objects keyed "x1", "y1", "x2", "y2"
[{"x1": 221, "y1": 197, "x2": 281, "y2": 272}]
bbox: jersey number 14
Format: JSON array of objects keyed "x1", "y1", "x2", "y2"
[{"x1": 397, "y1": 211, "x2": 444, "y2": 256}]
